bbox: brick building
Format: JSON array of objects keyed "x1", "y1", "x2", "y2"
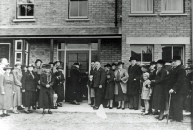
[{"x1": 0, "y1": 0, "x2": 192, "y2": 100}]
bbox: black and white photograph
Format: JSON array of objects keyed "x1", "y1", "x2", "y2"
[{"x1": 0, "y1": 0, "x2": 192, "y2": 130}]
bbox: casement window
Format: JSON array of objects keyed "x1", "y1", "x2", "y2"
[
  {"x1": 162, "y1": 45, "x2": 184, "y2": 63},
  {"x1": 17, "y1": 0, "x2": 34, "y2": 19},
  {"x1": 131, "y1": 0, "x2": 153, "y2": 14},
  {"x1": 131, "y1": 45, "x2": 154, "y2": 64},
  {"x1": 69, "y1": 0, "x2": 88, "y2": 19},
  {"x1": 161, "y1": 0, "x2": 184, "y2": 13}
]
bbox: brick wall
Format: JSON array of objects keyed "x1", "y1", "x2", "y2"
[
  {"x1": 29, "y1": 39, "x2": 50, "y2": 64},
  {"x1": 121, "y1": 0, "x2": 192, "y2": 66},
  {"x1": 100, "y1": 39, "x2": 122, "y2": 67}
]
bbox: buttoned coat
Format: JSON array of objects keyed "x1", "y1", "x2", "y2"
[
  {"x1": 93, "y1": 67, "x2": 106, "y2": 88},
  {"x1": 127, "y1": 64, "x2": 142, "y2": 95}
]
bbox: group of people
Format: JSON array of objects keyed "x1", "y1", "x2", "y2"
[
  {"x1": 86, "y1": 56, "x2": 192, "y2": 122},
  {"x1": 0, "y1": 56, "x2": 192, "y2": 123},
  {"x1": 0, "y1": 58, "x2": 65, "y2": 116}
]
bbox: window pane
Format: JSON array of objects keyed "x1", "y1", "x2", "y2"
[
  {"x1": 161, "y1": 0, "x2": 183, "y2": 13},
  {"x1": 70, "y1": 1, "x2": 79, "y2": 17},
  {"x1": 131, "y1": 0, "x2": 153, "y2": 13},
  {"x1": 66, "y1": 44, "x2": 89, "y2": 49},
  {"x1": 0, "y1": 44, "x2": 10, "y2": 61},
  {"x1": 16, "y1": 53, "x2": 22, "y2": 63},
  {"x1": 68, "y1": 54, "x2": 77, "y2": 61},
  {"x1": 26, "y1": 5, "x2": 34, "y2": 16},
  {"x1": 131, "y1": 45, "x2": 153, "y2": 63},
  {"x1": 58, "y1": 43, "x2": 65, "y2": 49},
  {"x1": 19, "y1": 5, "x2": 26, "y2": 16},
  {"x1": 78, "y1": 53, "x2": 87, "y2": 61},
  {"x1": 16, "y1": 41, "x2": 22, "y2": 50},
  {"x1": 79, "y1": 1, "x2": 87, "y2": 16},
  {"x1": 162, "y1": 46, "x2": 172, "y2": 62},
  {"x1": 18, "y1": 4, "x2": 34, "y2": 16},
  {"x1": 173, "y1": 46, "x2": 183, "y2": 58},
  {"x1": 91, "y1": 43, "x2": 98, "y2": 50}
]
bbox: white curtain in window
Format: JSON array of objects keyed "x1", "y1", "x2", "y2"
[
  {"x1": 131, "y1": 0, "x2": 153, "y2": 13},
  {"x1": 161, "y1": 0, "x2": 183, "y2": 13}
]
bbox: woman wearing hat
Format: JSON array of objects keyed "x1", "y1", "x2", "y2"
[
  {"x1": 34, "y1": 59, "x2": 43, "y2": 109},
  {"x1": 22, "y1": 64, "x2": 38, "y2": 114},
  {"x1": 114, "y1": 62, "x2": 129, "y2": 109},
  {"x1": 151, "y1": 59, "x2": 167, "y2": 120},
  {"x1": 53, "y1": 65, "x2": 65, "y2": 108},
  {"x1": 0, "y1": 66, "x2": 15, "y2": 116},
  {"x1": 104, "y1": 64, "x2": 115, "y2": 109},
  {"x1": 12, "y1": 63, "x2": 23, "y2": 113},
  {"x1": 53, "y1": 60, "x2": 62, "y2": 73},
  {"x1": 39, "y1": 64, "x2": 54, "y2": 114}
]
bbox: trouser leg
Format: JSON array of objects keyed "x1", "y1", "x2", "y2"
[
  {"x1": 95, "y1": 88, "x2": 104, "y2": 108},
  {"x1": 133, "y1": 95, "x2": 139, "y2": 108},
  {"x1": 172, "y1": 94, "x2": 183, "y2": 121}
]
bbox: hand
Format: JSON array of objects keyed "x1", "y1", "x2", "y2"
[
  {"x1": 13, "y1": 92, "x2": 15, "y2": 95},
  {"x1": 169, "y1": 89, "x2": 175, "y2": 94},
  {"x1": 99, "y1": 85, "x2": 102, "y2": 89},
  {"x1": 134, "y1": 79, "x2": 136, "y2": 81},
  {"x1": 151, "y1": 80, "x2": 155, "y2": 83},
  {"x1": 38, "y1": 80, "x2": 40, "y2": 84},
  {"x1": 46, "y1": 84, "x2": 50, "y2": 88},
  {"x1": 22, "y1": 89, "x2": 25, "y2": 92},
  {"x1": 1, "y1": 92, "x2": 5, "y2": 95}
]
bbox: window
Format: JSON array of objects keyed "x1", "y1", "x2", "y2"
[
  {"x1": 131, "y1": 0, "x2": 153, "y2": 14},
  {"x1": 15, "y1": 40, "x2": 23, "y2": 51},
  {"x1": 131, "y1": 45, "x2": 154, "y2": 64},
  {"x1": 162, "y1": 45, "x2": 184, "y2": 62},
  {"x1": 0, "y1": 44, "x2": 11, "y2": 63},
  {"x1": 15, "y1": 40, "x2": 23, "y2": 64},
  {"x1": 161, "y1": 0, "x2": 184, "y2": 13},
  {"x1": 15, "y1": 52, "x2": 22, "y2": 63},
  {"x1": 69, "y1": 0, "x2": 88, "y2": 19},
  {"x1": 17, "y1": 0, "x2": 34, "y2": 19}
]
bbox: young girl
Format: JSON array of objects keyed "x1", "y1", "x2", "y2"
[
  {"x1": 141, "y1": 72, "x2": 152, "y2": 115},
  {"x1": 87, "y1": 75, "x2": 94, "y2": 106}
]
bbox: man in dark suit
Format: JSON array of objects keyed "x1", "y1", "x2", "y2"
[
  {"x1": 169, "y1": 56, "x2": 187, "y2": 122},
  {"x1": 127, "y1": 57, "x2": 142, "y2": 110},
  {"x1": 93, "y1": 61, "x2": 106, "y2": 110}
]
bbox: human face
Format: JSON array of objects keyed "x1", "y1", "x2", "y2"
[
  {"x1": 56, "y1": 62, "x2": 60, "y2": 66},
  {"x1": 91, "y1": 62, "x2": 95, "y2": 68},
  {"x1": 130, "y1": 60, "x2": 136, "y2": 66},
  {"x1": 118, "y1": 64, "x2": 122, "y2": 69},
  {"x1": 16, "y1": 65, "x2": 21, "y2": 69},
  {"x1": 44, "y1": 68, "x2": 50, "y2": 73},
  {"x1": 143, "y1": 75, "x2": 148, "y2": 80},
  {"x1": 1, "y1": 58, "x2": 9, "y2": 67},
  {"x1": 95, "y1": 62, "x2": 100, "y2": 69},
  {"x1": 150, "y1": 64, "x2": 156, "y2": 70},
  {"x1": 5, "y1": 69, "x2": 11, "y2": 74},
  {"x1": 156, "y1": 63, "x2": 163, "y2": 69},
  {"x1": 112, "y1": 65, "x2": 116, "y2": 70},
  {"x1": 28, "y1": 67, "x2": 33, "y2": 71},
  {"x1": 36, "y1": 61, "x2": 41, "y2": 67},
  {"x1": 141, "y1": 67, "x2": 148, "y2": 72}
]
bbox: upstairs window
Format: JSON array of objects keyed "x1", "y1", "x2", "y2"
[
  {"x1": 69, "y1": 0, "x2": 88, "y2": 19},
  {"x1": 17, "y1": 0, "x2": 34, "y2": 19},
  {"x1": 161, "y1": 0, "x2": 184, "y2": 13},
  {"x1": 131, "y1": 0, "x2": 153, "y2": 14}
]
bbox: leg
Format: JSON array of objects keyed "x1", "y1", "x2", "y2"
[
  {"x1": 144, "y1": 100, "x2": 149, "y2": 113},
  {"x1": 109, "y1": 100, "x2": 113, "y2": 107},
  {"x1": 172, "y1": 95, "x2": 183, "y2": 121},
  {"x1": 133, "y1": 95, "x2": 139, "y2": 110},
  {"x1": 129, "y1": 96, "x2": 134, "y2": 109},
  {"x1": 121, "y1": 101, "x2": 125, "y2": 109}
]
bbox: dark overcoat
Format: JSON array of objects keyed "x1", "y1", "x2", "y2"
[
  {"x1": 93, "y1": 67, "x2": 106, "y2": 88},
  {"x1": 54, "y1": 71, "x2": 65, "y2": 102},
  {"x1": 105, "y1": 70, "x2": 115, "y2": 100},
  {"x1": 22, "y1": 71, "x2": 38, "y2": 107},
  {"x1": 38, "y1": 72, "x2": 54, "y2": 109},
  {"x1": 127, "y1": 64, "x2": 142, "y2": 95},
  {"x1": 152, "y1": 68, "x2": 167, "y2": 111}
]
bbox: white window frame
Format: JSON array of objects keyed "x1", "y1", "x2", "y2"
[
  {"x1": 161, "y1": 0, "x2": 184, "y2": 14},
  {"x1": 17, "y1": 0, "x2": 34, "y2": 19},
  {"x1": 69, "y1": 0, "x2": 88, "y2": 19},
  {"x1": 15, "y1": 52, "x2": 23, "y2": 64},
  {"x1": 0, "y1": 43, "x2": 11, "y2": 63},
  {"x1": 131, "y1": 0, "x2": 154, "y2": 14},
  {"x1": 15, "y1": 40, "x2": 23, "y2": 51}
]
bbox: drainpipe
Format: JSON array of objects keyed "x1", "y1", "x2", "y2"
[
  {"x1": 115, "y1": 0, "x2": 118, "y2": 27},
  {"x1": 192, "y1": 0, "x2": 193, "y2": 65}
]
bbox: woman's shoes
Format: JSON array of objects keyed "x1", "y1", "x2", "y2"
[
  {"x1": 24, "y1": 110, "x2": 30, "y2": 114},
  {"x1": 48, "y1": 110, "x2": 52, "y2": 114},
  {"x1": 109, "y1": 107, "x2": 113, "y2": 109},
  {"x1": 129, "y1": 107, "x2": 134, "y2": 110},
  {"x1": 28, "y1": 110, "x2": 33, "y2": 113},
  {"x1": 57, "y1": 103, "x2": 62, "y2": 107},
  {"x1": 152, "y1": 111, "x2": 159, "y2": 115},
  {"x1": 117, "y1": 106, "x2": 121, "y2": 109},
  {"x1": 53, "y1": 106, "x2": 58, "y2": 109},
  {"x1": 158, "y1": 115, "x2": 166, "y2": 121},
  {"x1": 3, "y1": 113, "x2": 10, "y2": 116},
  {"x1": 122, "y1": 107, "x2": 125, "y2": 110},
  {"x1": 12, "y1": 110, "x2": 19, "y2": 114}
]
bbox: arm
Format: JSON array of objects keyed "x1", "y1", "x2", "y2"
[
  {"x1": 0, "y1": 74, "x2": 5, "y2": 94},
  {"x1": 172, "y1": 69, "x2": 186, "y2": 93},
  {"x1": 121, "y1": 70, "x2": 129, "y2": 82},
  {"x1": 40, "y1": 74, "x2": 47, "y2": 88},
  {"x1": 108, "y1": 71, "x2": 115, "y2": 82},
  {"x1": 155, "y1": 69, "x2": 167, "y2": 84}
]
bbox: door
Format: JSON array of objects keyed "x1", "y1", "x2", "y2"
[{"x1": 65, "y1": 51, "x2": 89, "y2": 102}]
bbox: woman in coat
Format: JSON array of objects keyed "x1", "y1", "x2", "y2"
[
  {"x1": 114, "y1": 62, "x2": 129, "y2": 110},
  {"x1": 38, "y1": 64, "x2": 54, "y2": 114},
  {"x1": 12, "y1": 63, "x2": 22, "y2": 114},
  {"x1": 54, "y1": 65, "x2": 65, "y2": 108},
  {"x1": 151, "y1": 60, "x2": 167, "y2": 121},
  {"x1": 0, "y1": 66, "x2": 15, "y2": 116},
  {"x1": 104, "y1": 64, "x2": 115, "y2": 109},
  {"x1": 22, "y1": 64, "x2": 37, "y2": 114}
]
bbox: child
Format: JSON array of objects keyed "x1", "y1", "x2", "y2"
[
  {"x1": 141, "y1": 72, "x2": 152, "y2": 115},
  {"x1": 38, "y1": 64, "x2": 54, "y2": 114},
  {"x1": 87, "y1": 75, "x2": 95, "y2": 106}
]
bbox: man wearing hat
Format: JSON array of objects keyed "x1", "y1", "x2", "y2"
[
  {"x1": 69, "y1": 63, "x2": 81, "y2": 105},
  {"x1": 127, "y1": 57, "x2": 142, "y2": 110},
  {"x1": 39, "y1": 64, "x2": 54, "y2": 114},
  {"x1": 169, "y1": 56, "x2": 187, "y2": 122}
]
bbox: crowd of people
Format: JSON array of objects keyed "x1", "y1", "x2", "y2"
[
  {"x1": 0, "y1": 58, "x2": 65, "y2": 116},
  {"x1": 86, "y1": 56, "x2": 192, "y2": 122},
  {"x1": 0, "y1": 55, "x2": 192, "y2": 123}
]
